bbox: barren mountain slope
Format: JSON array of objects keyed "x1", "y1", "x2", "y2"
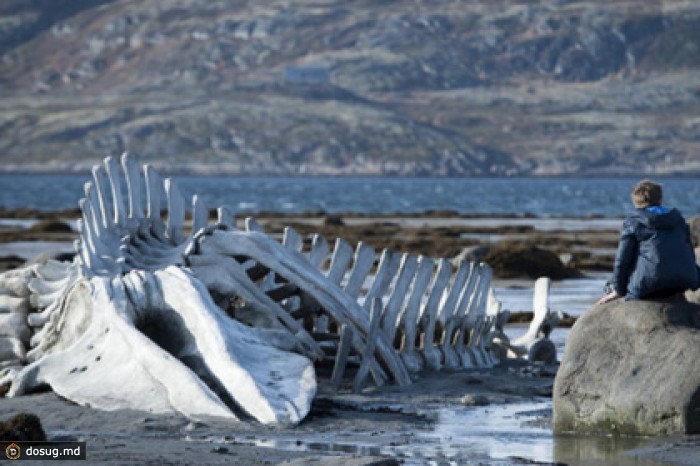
[{"x1": 1, "y1": 0, "x2": 699, "y2": 175}]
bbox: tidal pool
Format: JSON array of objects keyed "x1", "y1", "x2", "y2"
[{"x1": 204, "y1": 399, "x2": 677, "y2": 465}]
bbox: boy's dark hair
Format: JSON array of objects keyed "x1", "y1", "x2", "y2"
[{"x1": 631, "y1": 179, "x2": 663, "y2": 208}]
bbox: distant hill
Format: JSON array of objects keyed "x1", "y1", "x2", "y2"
[{"x1": 1, "y1": 0, "x2": 699, "y2": 176}]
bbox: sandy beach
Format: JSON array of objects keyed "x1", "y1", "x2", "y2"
[{"x1": 2, "y1": 210, "x2": 698, "y2": 465}]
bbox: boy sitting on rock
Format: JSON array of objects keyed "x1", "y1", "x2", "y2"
[{"x1": 598, "y1": 179, "x2": 699, "y2": 304}]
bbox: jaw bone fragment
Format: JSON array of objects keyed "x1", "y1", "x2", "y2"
[
  {"x1": 0, "y1": 152, "x2": 536, "y2": 423},
  {"x1": 0, "y1": 154, "x2": 316, "y2": 425},
  {"x1": 9, "y1": 268, "x2": 315, "y2": 424},
  {"x1": 492, "y1": 276, "x2": 563, "y2": 364}
]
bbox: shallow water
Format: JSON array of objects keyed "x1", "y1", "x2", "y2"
[
  {"x1": 201, "y1": 400, "x2": 677, "y2": 465},
  {"x1": 417, "y1": 401, "x2": 553, "y2": 463},
  {"x1": 427, "y1": 402, "x2": 674, "y2": 465},
  {"x1": 494, "y1": 273, "x2": 607, "y2": 318}
]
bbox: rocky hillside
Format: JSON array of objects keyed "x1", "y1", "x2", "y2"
[{"x1": 1, "y1": 0, "x2": 700, "y2": 175}]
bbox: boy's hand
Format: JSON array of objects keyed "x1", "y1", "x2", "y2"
[{"x1": 597, "y1": 290, "x2": 619, "y2": 305}]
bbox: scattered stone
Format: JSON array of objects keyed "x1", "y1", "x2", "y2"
[
  {"x1": 0, "y1": 413, "x2": 47, "y2": 441},
  {"x1": 554, "y1": 298, "x2": 700, "y2": 435},
  {"x1": 28, "y1": 220, "x2": 73, "y2": 234},
  {"x1": 518, "y1": 364, "x2": 558, "y2": 378},
  {"x1": 365, "y1": 460, "x2": 400, "y2": 466},
  {"x1": 558, "y1": 252, "x2": 573, "y2": 266},
  {"x1": 461, "y1": 375, "x2": 483, "y2": 385},
  {"x1": 507, "y1": 311, "x2": 533, "y2": 324},
  {"x1": 453, "y1": 245, "x2": 491, "y2": 265},
  {"x1": 460, "y1": 394, "x2": 490, "y2": 406},
  {"x1": 506, "y1": 308, "x2": 573, "y2": 332},
  {"x1": 184, "y1": 421, "x2": 208, "y2": 431},
  {"x1": 558, "y1": 313, "x2": 577, "y2": 328},
  {"x1": 279, "y1": 457, "x2": 400, "y2": 466},
  {"x1": 527, "y1": 338, "x2": 557, "y2": 365},
  {"x1": 23, "y1": 251, "x2": 76, "y2": 267},
  {"x1": 323, "y1": 214, "x2": 345, "y2": 226}
]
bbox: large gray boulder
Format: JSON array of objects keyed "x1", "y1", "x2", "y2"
[
  {"x1": 688, "y1": 215, "x2": 700, "y2": 247},
  {"x1": 553, "y1": 298, "x2": 700, "y2": 435}
]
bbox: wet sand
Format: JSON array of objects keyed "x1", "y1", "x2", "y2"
[
  {"x1": 0, "y1": 362, "x2": 557, "y2": 465},
  {"x1": 3, "y1": 210, "x2": 697, "y2": 465}
]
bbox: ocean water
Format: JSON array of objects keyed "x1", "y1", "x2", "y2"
[{"x1": 2, "y1": 174, "x2": 700, "y2": 218}]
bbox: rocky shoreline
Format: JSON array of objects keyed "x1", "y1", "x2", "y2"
[{"x1": 0, "y1": 208, "x2": 622, "y2": 274}]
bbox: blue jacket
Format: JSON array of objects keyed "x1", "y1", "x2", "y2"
[{"x1": 612, "y1": 207, "x2": 699, "y2": 299}]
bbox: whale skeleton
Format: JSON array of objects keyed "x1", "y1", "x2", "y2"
[{"x1": 0, "y1": 154, "x2": 556, "y2": 424}]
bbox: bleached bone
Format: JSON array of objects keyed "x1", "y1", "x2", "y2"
[
  {"x1": 461, "y1": 266, "x2": 493, "y2": 367},
  {"x1": 395, "y1": 256, "x2": 435, "y2": 373},
  {"x1": 0, "y1": 296, "x2": 29, "y2": 315},
  {"x1": 353, "y1": 298, "x2": 382, "y2": 393},
  {"x1": 0, "y1": 337, "x2": 25, "y2": 362},
  {"x1": 439, "y1": 262, "x2": 478, "y2": 368},
  {"x1": 381, "y1": 254, "x2": 418, "y2": 342},
  {"x1": 188, "y1": 229, "x2": 411, "y2": 386},
  {"x1": 497, "y1": 276, "x2": 563, "y2": 364},
  {"x1": 330, "y1": 324, "x2": 354, "y2": 390},
  {"x1": 427, "y1": 261, "x2": 473, "y2": 368},
  {"x1": 481, "y1": 289, "x2": 503, "y2": 366},
  {"x1": 0, "y1": 153, "x2": 319, "y2": 425},
  {"x1": 341, "y1": 242, "x2": 375, "y2": 299},
  {"x1": 414, "y1": 259, "x2": 452, "y2": 371},
  {"x1": 8, "y1": 269, "x2": 315, "y2": 424},
  {"x1": 308, "y1": 234, "x2": 330, "y2": 269},
  {"x1": 0, "y1": 153, "x2": 523, "y2": 425},
  {"x1": 455, "y1": 264, "x2": 491, "y2": 368}
]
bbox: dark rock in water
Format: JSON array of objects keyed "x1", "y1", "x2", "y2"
[
  {"x1": 28, "y1": 220, "x2": 73, "y2": 234},
  {"x1": 482, "y1": 241, "x2": 579, "y2": 280},
  {"x1": 453, "y1": 245, "x2": 491, "y2": 265},
  {"x1": 528, "y1": 338, "x2": 557, "y2": 365},
  {"x1": 323, "y1": 214, "x2": 345, "y2": 226},
  {"x1": 22, "y1": 251, "x2": 76, "y2": 267},
  {"x1": 553, "y1": 298, "x2": 700, "y2": 435},
  {"x1": 0, "y1": 413, "x2": 47, "y2": 441}
]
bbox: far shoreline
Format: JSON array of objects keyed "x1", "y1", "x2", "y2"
[
  {"x1": 1, "y1": 168, "x2": 699, "y2": 179},
  {"x1": 0, "y1": 205, "x2": 625, "y2": 221}
]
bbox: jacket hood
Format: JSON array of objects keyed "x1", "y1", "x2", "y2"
[{"x1": 632, "y1": 207, "x2": 684, "y2": 230}]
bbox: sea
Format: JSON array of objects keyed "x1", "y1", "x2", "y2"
[{"x1": 1, "y1": 174, "x2": 700, "y2": 218}]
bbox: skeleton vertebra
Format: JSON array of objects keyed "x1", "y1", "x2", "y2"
[{"x1": 0, "y1": 154, "x2": 556, "y2": 425}]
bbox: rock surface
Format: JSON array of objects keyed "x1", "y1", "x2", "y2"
[
  {"x1": 553, "y1": 298, "x2": 700, "y2": 435},
  {"x1": 0, "y1": 412, "x2": 46, "y2": 441},
  {"x1": 482, "y1": 241, "x2": 579, "y2": 279},
  {"x1": 688, "y1": 215, "x2": 700, "y2": 247}
]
